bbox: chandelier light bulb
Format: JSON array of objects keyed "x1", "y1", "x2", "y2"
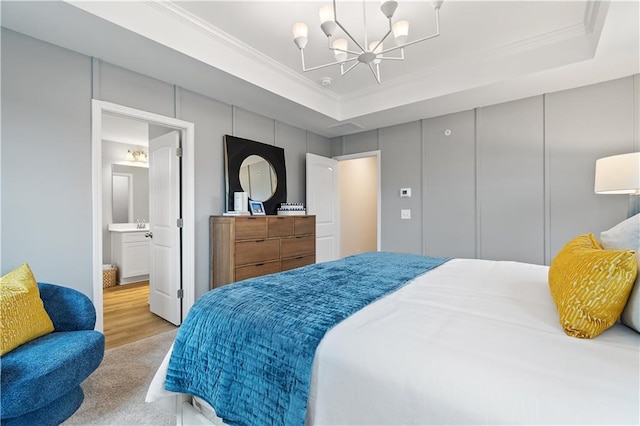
[
  {"x1": 319, "y1": 4, "x2": 335, "y2": 24},
  {"x1": 319, "y1": 4, "x2": 337, "y2": 37},
  {"x1": 292, "y1": 22, "x2": 308, "y2": 49},
  {"x1": 392, "y1": 20, "x2": 409, "y2": 45},
  {"x1": 369, "y1": 40, "x2": 383, "y2": 64},
  {"x1": 332, "y1": 38, "x2": 348, "y2": 61}
]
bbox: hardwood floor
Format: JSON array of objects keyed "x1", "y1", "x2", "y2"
[{"x1": 103, "y1": 281, "x2": 177, "y2": 350}]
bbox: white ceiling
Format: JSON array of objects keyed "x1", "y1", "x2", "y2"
[{"x1": 2, "y1": 1, "x2": 638, "y2": 138}]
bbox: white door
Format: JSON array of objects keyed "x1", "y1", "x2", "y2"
[
  {"x1": 148, "y1": 130, "x2": 181, "y2": 325},
  {"x1": 306, "y1": 153, "x2": 340, "y2": 262}
]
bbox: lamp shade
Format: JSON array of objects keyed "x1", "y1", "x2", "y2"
[
  {"x1": 319, "y1": 4, "x2": 335, "y2": 24},
  {"x1": 393, "y1": 20, "x2": 409, "y2": 45},
  {"x1": 332, "y1": 38, "x2": 348, "y2": 61},
  {"x1": 595, "y1": 152, "x2": 640, "y2": 194}
]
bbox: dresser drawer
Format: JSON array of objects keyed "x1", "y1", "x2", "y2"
[
  {"x1": 294, "y1": 216, "x2": 315, "y2": 235},
  {"x1": 235, "y1": 261, "x2": 281, "y2": 282},
  {"x1": 234, "y1": 217, "x2": 267, "y2": 240},
  {"x1": 235, "y1": 239, "x2": 280, "y2": 266},
  {"x1": 281, "y1": 255, "x2": 315, "y2": 272},
  {"x1": 267, "y1": 216, "x2": 293, "y2": 237},
  {"x1": 281, "y1": 235, "x2": 315, "y2": 259}
]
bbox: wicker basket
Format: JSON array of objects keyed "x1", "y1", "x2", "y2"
[{"x1": 102, "y1": 266, "x2": 117, "y2": 288}]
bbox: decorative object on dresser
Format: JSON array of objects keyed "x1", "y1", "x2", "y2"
[
  {"x1": 277, "y1": 202, "x2": 306, "y2": 216},
  {"x1": 210, "y1": 215, "x2": 316, "y2": 288},
  {"x1": 224, "y1": 135, "x2": 287, "y2": 215},
  {"x1": 248, "y1": 200, "x2": 266, "y2": 216}
]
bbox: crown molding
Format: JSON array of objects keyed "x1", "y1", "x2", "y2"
[{"x1": 145, "y1": 1, "x2": 340, "y2": 102}]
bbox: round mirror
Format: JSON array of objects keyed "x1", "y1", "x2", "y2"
[{"x1": 239, "y1": 155, "x2": 278, "y2": 202}]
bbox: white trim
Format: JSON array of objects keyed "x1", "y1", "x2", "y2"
[
  {"x1": 333, "y1": 150, "x2": 382, "y2": 252},
  {"x1": 92, "y1": 99, "x2": 195, "y2": 332}
]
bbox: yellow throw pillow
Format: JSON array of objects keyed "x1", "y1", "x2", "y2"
[
  {"x1": 0, "y1": 263, "x2": 55, "y2": 355},
  {"x1": 549, "y1": 234, "x2": 637, "y2": 338}
]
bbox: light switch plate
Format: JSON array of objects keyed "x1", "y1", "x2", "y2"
[{"x1": 401, "y1": 209, "x2": 411, "y2": 219}]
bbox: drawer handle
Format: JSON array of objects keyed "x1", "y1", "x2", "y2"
[
  {"x1": 296, "y1": 236, "x2": 305, "y2": 239},
  {"x1": 255, "y1": 239, "x2": 265, "y2": 243},
  {"x1": 145, "y1": 232, "x2": 153, "y2": 239},
  {"x1": 296, "y1": 256, "x2": 304, "y2": 260},
  {"x1": 255, "y1": 263, "x2": 264, "y2": 267},
  {"x1": 248, "y1": 217, "x2": 258, "y2": 220}
]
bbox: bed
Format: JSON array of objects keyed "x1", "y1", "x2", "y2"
[{"x1": 147, "y1": 250, "x2": 640, "y2": 425}]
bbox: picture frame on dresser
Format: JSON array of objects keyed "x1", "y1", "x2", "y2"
[{"x1": 249, "y1": 200, "x2": 265, "y2": 215}]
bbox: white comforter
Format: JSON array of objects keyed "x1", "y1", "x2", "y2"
[{"x1": 149, "y1": 258, "x2": 640, "y2": 425}]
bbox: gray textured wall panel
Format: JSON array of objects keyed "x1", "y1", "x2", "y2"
[
  {"x1": 275, "y1": 122, "x2": 307, "y2": 204},
  {"x1": 307, "y1": 132, "x2": 331, "y2": 158},
  {"x1": 343, "y1": 130, "x2": 378, "y2": 155},
  {"x1": 379, "y1": 122, "x2": 423, "y2": 254},
  {"x1": 546, "y1": 77, "x2": 635, "y2": 260},
  {"x1": 235, "y1": 108, "x2": 275, "y2": 145},
  {"x1": 97, "y1": 61, "x2": 175, "y2": 118},
  {"x1": 477, "y1": 96, "x2": 544, "y2": 264},
  {"x1": 1, "y1": 29, "x2": 92, "y2": 291},
  {"x1": 422, "y1": 110, "x2": 477, "y2": 258}
]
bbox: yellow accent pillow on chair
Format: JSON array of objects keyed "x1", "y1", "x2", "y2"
[
  {"x1": 0, "y1": 263, "x2": 55, "y2": 355},
  {"x1": 549, "y1": 234, "x2": 637, "y2": 338}
]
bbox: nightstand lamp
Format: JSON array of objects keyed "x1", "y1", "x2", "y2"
[{"x1": 595, "y1": 152, "x2": 640, "y2": 218}]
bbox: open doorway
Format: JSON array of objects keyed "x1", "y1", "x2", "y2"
[
  {"x1": 91, "y1": 100, "x2": 196, "y2": 339},
  {"x1": 307, "y1": 151, "x2": 381, "y2": 262},
  {"x1": 100, "y1": 115, "x2": 182, "y2": 348},
  {"x1": 338, "y1": 155, "x2": 379, "y2": 257}
]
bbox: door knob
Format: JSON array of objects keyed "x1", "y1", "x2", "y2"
[{"x1": 145, "y1": 232, "x2": 153, "y2": 239}]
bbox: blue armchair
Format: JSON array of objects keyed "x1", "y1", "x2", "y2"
[{"x1": 1, "y1": 283, "x2": 105, "y2": 425}]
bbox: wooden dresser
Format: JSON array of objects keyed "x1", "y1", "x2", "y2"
[{"x1": 209, "y1": 215, "x2": 316, "y2": 288}]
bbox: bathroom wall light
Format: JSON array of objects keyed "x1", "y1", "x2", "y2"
[{"x1": 125, "y1": 149, "x2": 148, "y2": 163}]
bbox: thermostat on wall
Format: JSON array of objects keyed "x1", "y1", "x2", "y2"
[{"x1": 400, "y1": 188, "x2": 411, "y2": 197}]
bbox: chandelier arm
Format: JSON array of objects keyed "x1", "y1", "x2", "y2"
[
  {"x1": 334, "y1": 19, "x2": 366, "y2": 52},
  {"x1": 378, "y1": 55, "x2": 404, "y2": 61},
  {"x1": 378, "y1": 47, "x2": 405, "y2": 61},
  {"x1": 331, "y1": 47, "x2": 363, "y2": 56},
  {"x1": 332, "y1": 0, "x2": 366, "y2": 52},
  {"x1": 380, "y1": 8, "x2": 441, "y2": 55},
  {"x1": 367, "y1": 62, "x2": 381, "y2": 84},
  {"x1": 372, "y1": 28, "x2": 393, "y2": 52},
  {"x1": 299, "y1": 49, "x2": 358, "y2": 73},
  {"x1": 340, "y1": 61, "x2": 360, "y2": 76}
]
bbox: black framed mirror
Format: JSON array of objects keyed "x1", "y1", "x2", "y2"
[{"x1": 224, "y1": 135, "x2": 287, "y2": 215}]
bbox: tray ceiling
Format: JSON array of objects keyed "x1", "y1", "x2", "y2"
[{"x1": 2, "y1": 1, "x2": 638, "y2": 137}]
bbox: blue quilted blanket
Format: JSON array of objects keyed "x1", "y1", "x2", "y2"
[{"x1": 165, "y1": 251, "x2": 448, "y2": 426}]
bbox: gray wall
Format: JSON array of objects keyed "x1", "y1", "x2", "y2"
[
  {"x1": 1, "y1": 29, "x2": 330, "y2": 300},
  {"x1": 332, "y1": 76, "x2": 637, "y2": 265}
]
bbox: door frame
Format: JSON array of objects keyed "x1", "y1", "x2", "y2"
[
  {"x1": 91, "y1": 99, "x2": 195, "y2": 332},
  {"x1": 334, "y1": 150, "x2": 382, "y2": 252}
]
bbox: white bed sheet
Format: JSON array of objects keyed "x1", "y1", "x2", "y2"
[{"x1": 148, "y1": 258, "x2": 640, "y2": 425}]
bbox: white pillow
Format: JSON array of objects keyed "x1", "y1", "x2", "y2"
[{"x1": 600, "y1": 213, "x2": 640, "y2": 333}]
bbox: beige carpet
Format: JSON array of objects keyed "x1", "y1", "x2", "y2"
[{"x1": 63, "y1": 329, "x2": 178, "y2": 426}]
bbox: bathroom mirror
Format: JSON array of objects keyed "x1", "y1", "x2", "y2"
[
  {"x1": 111, "y1": 164, "x2": 149, "y2": 223},
  {"x1": 224, "y1": 135, "x2": 287, "y2": 215},
  {"x1": 112, "y1": 173, "x2": 132, "y2": 223},
  {"x1": 239, "y1": 155, "x2": 277, "y2": 202}
]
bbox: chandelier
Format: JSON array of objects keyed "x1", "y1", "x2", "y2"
[{"x1": 292, "y1": 0, "x2": 443, "y2": 84}]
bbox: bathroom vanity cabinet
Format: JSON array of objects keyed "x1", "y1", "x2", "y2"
[{"x1": 110, "y1": 230, "x2": 150, "y2": 284}]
